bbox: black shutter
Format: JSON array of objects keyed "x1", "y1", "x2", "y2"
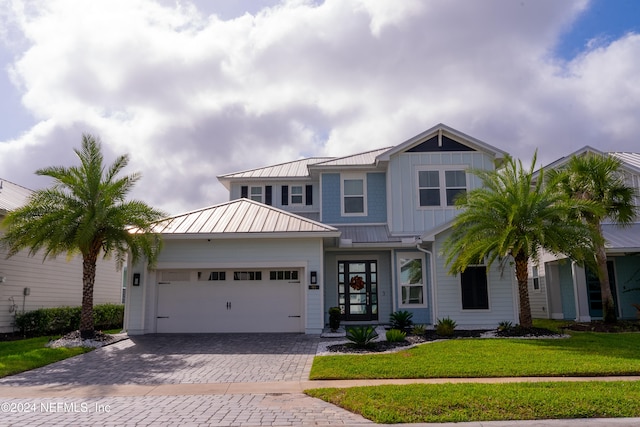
[
  {"x1": 281, "y1": 186, "x2": 289, "y2": 205},
  {"x1": 305, "y1": 185, "x2": 313, "y2": 205},
  {"x1": 265, "y1": 185, "x2": 272, "y2": 205},
  {"x1": 241, "y1": 186, "x2": 248, "y2": 198}
]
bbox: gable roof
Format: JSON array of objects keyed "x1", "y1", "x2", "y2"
[
  {"x1": 376, "y1": 123, "x2": 508, "y2": 162},
  {"x1": 539, "y1": 146, "x2": 640, "y2": 176},
  {"x1": 148, "y1": 198, "x2": 340, "y2": 238},
  {"x1": 0, "y1": 179, "x2": 33, "y2": 214},
  {"x1": 610, "y1": 152, "x2": 640, "y2": 173}
]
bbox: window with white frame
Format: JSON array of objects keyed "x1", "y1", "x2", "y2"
[
  {"x1": 250, "y1": 186, "x2": 263, "y2": 203},
  {"x1": 397, "y1": 253, "x2": 426, "y2": 307},
  {"x1": 342, "y1": 174, "x2": 366, "y2": 215},
  {"x1": 290, "y1": 186, "x2": 303, "y2": 204},
  {"x1": 418, "y1": 168, "x2": 467, "y2": 207},
  {"x1": 532, "y1": 265, "x2": 540, "y2": 291}
]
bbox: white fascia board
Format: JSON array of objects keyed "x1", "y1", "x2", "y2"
[
  {"x1": 156, "y1": 260, "x2": 311, "y2": 270},
  {"x1": 160, "y1": 231, "x2": 341, "y2": 240}
]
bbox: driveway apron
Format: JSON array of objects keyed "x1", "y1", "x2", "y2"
[{"x1": 0, "y1": 334, "x2": 373, "y2": 426}]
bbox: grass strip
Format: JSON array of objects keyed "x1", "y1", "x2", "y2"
[
  {"x1": 310, "y1": 332, "x2": 640, "y2": 379},
  {"x1": 0, "y1": 336, "x2": 91, "y2": 378},
  {"x1": 306, "y1": 381, "x2": 640, "y2": 424}
]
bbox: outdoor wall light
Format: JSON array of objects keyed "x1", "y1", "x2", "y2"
[
  {"x1": 310, "y1": 271, "x2": 317, "y2": 284},
  {"x1": 133, "y1": 273, "x2": 141, "y2": 286}
]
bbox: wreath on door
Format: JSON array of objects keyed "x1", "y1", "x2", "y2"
[{"x1": 349, "y1": 275, "x2": 365, "y2": 291}]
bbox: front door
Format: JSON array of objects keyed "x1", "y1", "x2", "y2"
[
  {"x1": 586, "y1": 261, "x2": 618, "y2": 318},
  {"x1": 338, "y1": 260, "x2": 378, "y2": 321}
]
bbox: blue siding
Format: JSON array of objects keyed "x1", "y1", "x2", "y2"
[
  {"x1": 559, "y1": 262, "x2": 576, "y2": 320},
  {"x1": 321, "y1": 172, "x2": 387, "y2": 224}
]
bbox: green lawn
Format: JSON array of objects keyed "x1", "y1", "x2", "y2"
[
  {"x1": 0, "y1": 336, "x2": 93, "y2": 378},
  {"x1": 306, "y1": 381, "x2": 640, "y2": 424},
  {"x1": 308, "y1": 327, "x2": 640, "y2": 423},
  {"x1": 310, "y1": 331, "x2": 640, "y2": 379}
]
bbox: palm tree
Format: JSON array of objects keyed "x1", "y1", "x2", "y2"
[
  {"x1": 549, "y1": 153, "x2": 637, "y2": 323},
  {"x1": 1, "y1": 134, "x2": 165, "y2": 338},
  {"x1": 442, "y1": 153, "x2": 593, "y2": 328}
]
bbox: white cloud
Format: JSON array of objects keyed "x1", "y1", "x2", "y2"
[{"x1": 0, "y1": 0, "x2": 639, "y2": 214}]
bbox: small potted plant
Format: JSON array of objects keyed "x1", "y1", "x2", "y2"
[{"x1": 328, "y1": 306, "x2": 341, "y2": 332}]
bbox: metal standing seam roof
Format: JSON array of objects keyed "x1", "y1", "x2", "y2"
[
  {"x1": 610, "y1": 152, "x2": 640, "y2": 171},
  {"x1": 336, "y1": 225, "x2": 403, "y2": 243},
  {"x1": 310, "y1": 147, "x2": 393, "y2": 168},
  {"x1": 602, "y1": 223, "x2": 640, "y2": 251},
  {"x1": 0, "y1": 179, "x2": 33, "y2": 213},
  {"x1": 149, "y1": 198, "x2": 340, "y2": 236},
  {"x1": 217, "y1": 157, "x2": 335, "y2": 179}
]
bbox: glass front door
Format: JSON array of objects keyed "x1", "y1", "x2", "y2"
[
  {"x1": 338, "y1": 260, "x2": 378, "y2": 321},
  {"x1": 586, "y1": 261, "x2": 618, "y2": 318}
]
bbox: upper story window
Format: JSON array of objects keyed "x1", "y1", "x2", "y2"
[
  {"x1": 250, "y1": 186, "x2": 263, "y2": 203},
  {"x1": 417, "y1": 168, "x2": 467, "y2": 207},
  {"x1": 342, "y1": 174, "x2": 367, "y2": 215},
  {"x1": 290, "y1": 186, "x2": 303, "y2": 204}
]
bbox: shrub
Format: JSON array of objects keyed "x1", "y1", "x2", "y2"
[
  {"x1": 346, "y1": 326, "x2": 378, "y2": 348},
  {"x1": 435, "y1": 317, "x2": 457, "y2": 336},
  {"x1": 497, "y1": 321, "x2": 514, "y2": 332},
  {"x1": 386, "y1": 328, "x2": 407, "y2": 342},
  {"x1": 14, "y1": 304, "x2": 124, "y2": 337},
  {"x1": 389, "y1": 310, "x2": 414, "y2": 330},
  {"x1": 411, "y1": 324, "x2": 427, "y2": 335},
  {"x1": 328, "y1": 306, "x2": 342, "y2": 332},
  {"x1": 94, "y1": 303, "x2": 125, "y2": 331}
]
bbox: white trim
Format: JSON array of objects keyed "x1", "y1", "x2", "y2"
[
  {"x1": 396, "y1": 251, "x2": 428, "y2": 309},
  {"x1": 341, "y1": 172, "x2": 368, "y2": 217}
]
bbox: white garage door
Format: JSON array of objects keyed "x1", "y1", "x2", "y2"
[{"x1": 156, "y1": 269, "x2": 303, "y2": 333}]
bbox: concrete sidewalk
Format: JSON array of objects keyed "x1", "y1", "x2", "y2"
[{"x1": 2, "y1": 375, "x2": 640, "y2": 398}]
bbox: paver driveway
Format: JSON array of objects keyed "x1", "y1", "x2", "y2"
[
  {"x1": 0, "y1": 334, "x2": 374, "y2": 426},
  {"x1": 0, "y1": 333, "x2": 320, "y2": 386}
]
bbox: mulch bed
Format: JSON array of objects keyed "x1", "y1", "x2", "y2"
[{"x1": 325, "y1": 327, "x2": 562, "y2": 354}]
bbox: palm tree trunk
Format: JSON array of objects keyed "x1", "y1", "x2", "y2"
[
  {"x1": 80, "y1": 250, "x2": 98, "y2": 339},
  {"x1": 514, "y1": 251, "x2": 533, "y2": 328},
  {"x1": 594, "y1": 224, "x2": 616, "y2": 323}
]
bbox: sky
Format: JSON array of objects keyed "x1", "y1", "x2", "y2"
[{"x1": 0, "y1": 0, "x2": 639, "y2": 215}]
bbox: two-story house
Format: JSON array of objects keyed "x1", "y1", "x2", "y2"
[
  {"x1": 528, "y1": 147, "x2": 640, "y2": 322},
  {"x1": 124, "y1": 124, "x2": 520, "y2": 334}
]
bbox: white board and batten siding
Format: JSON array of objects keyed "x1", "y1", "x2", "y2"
[
  {"x1": 125, "y1": 237, "x2": 325, "y2": 335},
  {"x1": 0, "y1": 248, "x2": 122, "y2": 333},
  {"x1": 431, "y1": 236, "x2": 518, "y2": 328},
  {"x1": 387, "y1": 151, "x2": 496, "y2": 235}
]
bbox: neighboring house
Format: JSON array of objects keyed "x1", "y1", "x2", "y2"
[
  {"x1": 125, "y1": 124, "x2": 520, "y2": 335},
  {"x1": 0, "y1": 178, "x2": 123, "y2": 333},
  {"x1": 528, "y1": 147, "x2": 640, "y2": 322}
]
